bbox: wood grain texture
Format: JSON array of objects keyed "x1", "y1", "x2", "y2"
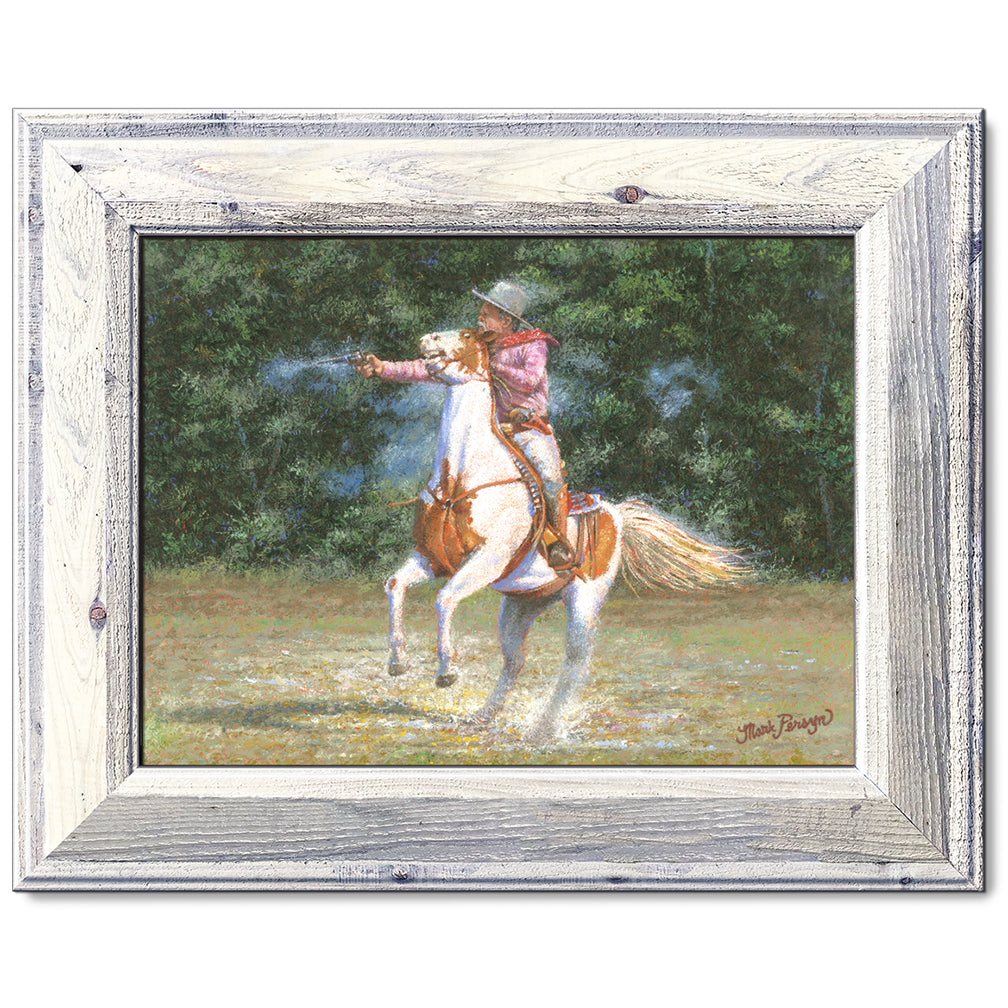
[
  {"x1": 15, "y1": 113, "x2": 47, "y2": 881},
  {"x1": 23, "y1": 857, "x2": 967, "y2": 892},
  {"x1": 14, "y1": 110, "x2": 984, "y2": 890},
  {"x1": 40, "y1": 145, "x2": 110, "y2": 854},
  {"x1": 103, "y1": 213, "x2": 139, "y2": 792},
  {"x1": 115, "y1": 200, "x2": 882, "y2": 236},
  {"x1": 944, "y1": 119, "x2": 984, "y2": 882},
  {"x1": 885, "y1": 148, "x2": 952, "y2": 852},
  {"x1": 54, "y1": 795, "x2": 944, "y2": 866},
  {"x1": 52, "y1": 136, "x2": 942, "y2": 209}
]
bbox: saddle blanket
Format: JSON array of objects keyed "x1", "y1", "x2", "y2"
[{"x1": 568, "y1": 491, "x2": 602, "y2": 516}]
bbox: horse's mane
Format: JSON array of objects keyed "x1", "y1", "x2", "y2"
[{"x1": 458, "y1": 328, "x2": 490, "y2": 375}]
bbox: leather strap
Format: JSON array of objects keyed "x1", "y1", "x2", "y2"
[{"x1": 425, "y1": 476, "x2": 524, "y2": 508}]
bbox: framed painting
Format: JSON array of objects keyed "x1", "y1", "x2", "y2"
[{"x1": 14, "y1": 110, "x2": 983, "y2": 890}]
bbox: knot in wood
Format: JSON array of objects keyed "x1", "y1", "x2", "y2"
[{"x1": 615, "y1": 185, "x2": 643, "y2": 204}]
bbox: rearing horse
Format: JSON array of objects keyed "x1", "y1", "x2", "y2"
[{"x1": 384, "y1": 328, "x2": 744, "y2": 740}]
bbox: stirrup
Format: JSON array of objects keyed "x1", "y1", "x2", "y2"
[{"x1": 546, "y1": 538, "x2": 576, "y2": 571}]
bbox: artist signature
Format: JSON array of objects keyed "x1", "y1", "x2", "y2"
[{"x1": 735, "y1": 710, "x2": 833, "y2": 744}]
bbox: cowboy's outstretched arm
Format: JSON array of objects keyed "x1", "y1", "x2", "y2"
[{"x1": 365, "y1": 357, "x2": 439, "y2": 383}]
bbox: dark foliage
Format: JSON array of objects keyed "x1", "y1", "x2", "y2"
[{"x1": 142, "y1": 236, "x2": 853, "y2": 578}]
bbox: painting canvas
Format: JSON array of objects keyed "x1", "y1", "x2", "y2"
[{"x1": 141, "y1": 234, "x2": 854, "y2": 767}]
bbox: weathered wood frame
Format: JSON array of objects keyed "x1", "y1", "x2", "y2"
[{"x1": 14, "y1": 110, "x2": 983, "y2": 890}]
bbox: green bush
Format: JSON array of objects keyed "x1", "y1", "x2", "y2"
[{"x1": 142, "y1": 236, "x2": 854, "y2": 579}]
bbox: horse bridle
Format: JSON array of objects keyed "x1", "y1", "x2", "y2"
[{"x1": 424, "y1": 333, "x2": 490, "y2": 380}]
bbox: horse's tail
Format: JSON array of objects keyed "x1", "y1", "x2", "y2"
[{"x1": 616, "y1": 498, "x2": 749, "y2": 594}]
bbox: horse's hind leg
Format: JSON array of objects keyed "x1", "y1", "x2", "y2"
[
  {"x1": 529, "y1": 582, "x2": 603, "y2": 741},
  {"x1": 385, "y1": 553, "x2": 435, "y2": 677},
  {"x1": 467, "y1": 594, "x2": 548, "y2": 726}
]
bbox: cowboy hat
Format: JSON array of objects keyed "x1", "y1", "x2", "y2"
[{"x1": 471, "y1": 279, "x2": 533, "y2": 329}]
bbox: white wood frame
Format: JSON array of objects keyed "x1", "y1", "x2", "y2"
[{"x1": 14, "y1": 110, "x2": 983, "y2": 890}]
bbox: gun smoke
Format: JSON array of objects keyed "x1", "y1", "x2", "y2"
[
  {"x1": 262, "y1": 352, "x2": 443, "y2": 498},
  {"x1": 262, "y1": 348, "x2": 721, "y2": 500}
]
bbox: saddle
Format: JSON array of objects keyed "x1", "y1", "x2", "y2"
[
  {"x1": 500, "y1": 490, "x2": 615, "y2": 600},
  {"x1": 412, "y1": 424, "x2": 609, "y2": 596}
]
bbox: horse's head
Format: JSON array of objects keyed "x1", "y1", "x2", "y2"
[{"x1": 420, "y1": 328, "x2": 489, "y2": 382}]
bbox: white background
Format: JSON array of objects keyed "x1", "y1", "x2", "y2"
[{"x1": 4, "y1": 5, "x2": 1002, "y2": 1005}]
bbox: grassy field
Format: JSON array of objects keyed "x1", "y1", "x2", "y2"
[{"x1": 142, "y1": 571, "x2": 854, "y2": 766}]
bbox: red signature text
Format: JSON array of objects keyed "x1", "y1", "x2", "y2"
[{"x1": 735, "y1": 709, "x2": 834, "y2": 744}]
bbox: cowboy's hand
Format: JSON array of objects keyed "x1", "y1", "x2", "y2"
[{"x1": 355, "y1": 354, "x2": 384, "y2": 378}]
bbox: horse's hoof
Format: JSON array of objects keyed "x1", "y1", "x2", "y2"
[
  {"x1": 388, "y1": 659, "x2": 409, "y2": 677},
  {"x1": 461, "y1": 709, "x2": 496, "y2": 729},
  {"x1": 435, "y1": 673, "x2": 457, "y2": 688},
  {"x1": 527, "y1": 720, "x2": 556, "y2": 744}
]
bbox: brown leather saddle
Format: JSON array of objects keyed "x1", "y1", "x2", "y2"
[{"x1": 412, "y1": 421, "x2": 610, "y2": 594}]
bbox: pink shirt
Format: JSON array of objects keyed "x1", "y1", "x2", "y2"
[{"x1": 383, "y1": 335, "x2": 552, "y2": 423}]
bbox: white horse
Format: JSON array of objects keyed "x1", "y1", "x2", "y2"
[{"x1": 384, "y1": 328, "x2": 744, "y2": 740}]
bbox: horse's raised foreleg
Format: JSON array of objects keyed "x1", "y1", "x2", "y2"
[
  {"x1": 385, "y1": 553, "x2": 435, "y2": 677},
  {"x1": 434, "y1": 549, "x2": 508, "y2": 688},
  {"x1": 466, "y1": 594, "x2": 548, "y2": 725}
]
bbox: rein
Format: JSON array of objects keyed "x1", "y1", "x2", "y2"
[
  {"x1": 388, "y1": 476, "x2": 523, "y2": 510},
  {"x1": 428, "y1": 476, "x2": 524, "y2": 507}
]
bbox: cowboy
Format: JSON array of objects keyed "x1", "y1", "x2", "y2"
[{"x1": 355, "y1": 280, "x2": 575, "y2": 569}]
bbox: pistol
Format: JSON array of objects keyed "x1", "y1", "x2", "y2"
[{"x1": 322, "y1": 351, "x2": 369, "y2": 366}]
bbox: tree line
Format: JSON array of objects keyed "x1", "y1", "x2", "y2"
[{"x1": 142, "y1": 236, "x2": 854, "y2": 579}]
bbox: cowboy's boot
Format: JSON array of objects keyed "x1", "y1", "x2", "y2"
[
  {"x1": 544, "y1": 488, "x2": 575, "y2": 569},
  {"x1": 509, "y1": 419, "x2": 575, "y2": 570}
]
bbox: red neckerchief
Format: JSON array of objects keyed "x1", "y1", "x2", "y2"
[{"x1": 488, "y1": 327, "x2": 560, "y2": 351}]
